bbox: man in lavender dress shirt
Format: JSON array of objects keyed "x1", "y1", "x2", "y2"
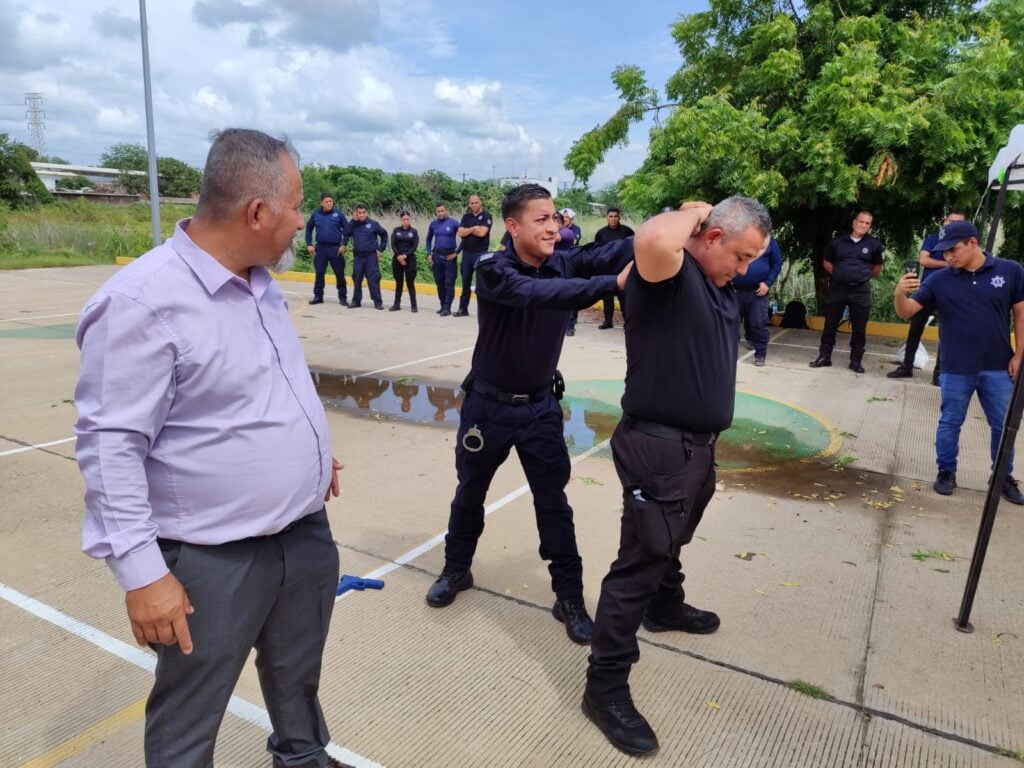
[{"x1": 74, "y1": 129, "x2": 344, "y2": 768}]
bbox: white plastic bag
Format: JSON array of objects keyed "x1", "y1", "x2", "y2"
[{"x1": 894, "y1": 342, "x2": 930, "y2": 370}]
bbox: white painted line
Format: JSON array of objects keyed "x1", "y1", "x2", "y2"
[
  {"x1": 769, "y1": 341, "x2": 895, "y2": 359},
  {"x1": 739, "y1": 327, "x2": 791, "y2": 363},
  {"x1": 359, "y1": 346, "x2": 474, "y2": 378},
  {"x1": 0, "y1": 312, "x2": 79, "y2": 324},
  {"x1": 0, "y1": 582, "x2": 384, "y2": 768},
  {"x1": 339, "y1": 437, "x2": 612, "y2": 602},
  {"x1": 0, "y1": 437, "x2": 76, "y2": 458}
]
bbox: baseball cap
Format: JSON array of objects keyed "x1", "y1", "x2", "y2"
[
  {"x1": 933, "y1": 220, "x2": 979, "y2": 251},
  {"x1": 559, "y1": 207, "x2": 576, "y2": 219}
]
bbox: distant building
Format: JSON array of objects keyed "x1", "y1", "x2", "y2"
[
  {"x1": 30, "y1": 162, "x2": 146, "y2": 191},
  {"x1": 498, "y1": 175, "x2": 559, "y2": 198}
]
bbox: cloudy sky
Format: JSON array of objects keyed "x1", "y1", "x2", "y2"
[{"x1": 0, "y1": 0, "x2": 705, "y2": 189}]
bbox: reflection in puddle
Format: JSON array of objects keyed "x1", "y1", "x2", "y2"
[{"x1": 310, "y1": 371, "x2": 834, "y2": 470}]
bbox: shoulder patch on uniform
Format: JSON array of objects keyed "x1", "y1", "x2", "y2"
[{"x1": 478, "y1": 253, "x2": 494, "y2": 264}]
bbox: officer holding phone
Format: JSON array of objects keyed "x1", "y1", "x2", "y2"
[{"x1": 888, "y1": 211, "x2": 966, "y2": 380}]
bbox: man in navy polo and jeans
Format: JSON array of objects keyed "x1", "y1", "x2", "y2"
[
  {"x1": 304, "y1": 193, "x2": 348, "y2": 306},
  {"x1": 733, "y1": 235, "x2": 782, "y2": 366},
  {"x1": 341, "y1": 204, "x2": 388, "y2": 309},
  {"x1": 810, "y1": 211, "x2": 884, "y2": 373},
  {"x1": 894, "y1": 219, "x2": 1024, "y2": 504}
]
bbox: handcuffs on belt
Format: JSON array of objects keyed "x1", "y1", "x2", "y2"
[{"x1": 459, "y1": 370, "x2": 565, "y2": 453}]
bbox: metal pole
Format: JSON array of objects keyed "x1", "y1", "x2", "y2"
[
  {"x1": 984, "y1": 168, "x2": 1012, "y2": 253},
  {"x1": 139, "y1": 0, "x2": 161, "y2": 247},
  {"x1": 954, "y1": 168, "x2": 1016, "y2": 632}
]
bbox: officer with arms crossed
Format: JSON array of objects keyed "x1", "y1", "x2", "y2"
[
  {"x1": 894, "y1": 219, "x2": 1024, "y2": 505},
  {"x1": 453, "y1": 194, "x2": 493, "y2": 317},
  {"x1": 305, "y1": 192, "x2": 348, "y2": 306},
  {"x1": 583, "y1": 198, "x2": 771, "y2": 756},
  {"x1": 425, "y1": 183, "x2": 633, "y2": 645}
]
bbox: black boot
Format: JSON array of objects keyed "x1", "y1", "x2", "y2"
[
  {"x1": 425, "y1": 568, "x2": 473, "y2": 607},
  {"x1": 552, "y1": 597, "x2": 594, "y2": 644},
  {"x1": 887, "y1": 365, "x2": 913, "y2": 378},
  {"x1": 809, "y1": 355, "x2": 832, "y2": 368},
  {"x1": 582, "y1": 693, "x2": 659, "y2": 756},
  {"x1": 849, "y1": 360, "x2": 865, "y2": 374},
  {"x1": 389, "y1": 304, "x2": 401, "y2": 311}
]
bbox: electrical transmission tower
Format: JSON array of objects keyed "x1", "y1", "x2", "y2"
[{"x1": 24, "y1": 92, "x2": 46, "y2": 155}]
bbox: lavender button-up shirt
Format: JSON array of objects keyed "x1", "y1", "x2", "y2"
[{"x1": 75, "y1": 219, "x2": 333, "y2": 591}]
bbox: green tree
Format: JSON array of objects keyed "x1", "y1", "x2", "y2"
[
  {"x1": 566, "y1": 0, "x2": 1024, "y2": 309},
  {"x1": 0, "y1": 133, "x2": 53, "y2": 208},
  {"x1": 156, "y1": 157, "x2": 201, "y2": 198},
  {"x1": 100, "y1": 142, "x2": 149, "y2": 194}
]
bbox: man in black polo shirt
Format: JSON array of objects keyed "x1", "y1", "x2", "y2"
[
  {"x1": 304, "y1": 193, "x2": 348, "y2": 306},
  {"x1": 453, "y1": 194, "x2": 493, "y2": 317},
  {"x1": 424, "y1": 184, "x2": 633, "y2": 647},
  {"x1": 593, "y1": 208, "x2": 635, "y2": 329},
  {"x1": 894, "y1": 219, "x2": 1024, "y2": 505},
  {"x1": 583, "y1": 198, "x2": 771, "y2": 756},
  {"x1": 809, "y1": 211, "x2": 884, "y2": 373}
]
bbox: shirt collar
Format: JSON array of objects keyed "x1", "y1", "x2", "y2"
[
  {"x1": 951, "y1": 252, "x2": 995, "y2": 274},
  {"x1": 172, "y1": 218, "x2": 271, "y2": 297},
  {"x1": 505, "y1": 242, "x2": 564, "y2": 275}
]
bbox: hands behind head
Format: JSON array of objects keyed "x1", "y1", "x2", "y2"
[{"x1": 679, "y1": 201, "x2": 713, "y2": 236}]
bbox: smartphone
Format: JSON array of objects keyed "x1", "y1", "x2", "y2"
[{"x1": 903, "y1": 260, "x2": 920, "y2": 277}]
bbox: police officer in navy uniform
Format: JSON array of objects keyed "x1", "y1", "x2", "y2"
[
  {"x1": 809, "y1": 211, "x2": 884, "y2": 373},
  {"x1": 583, "y1": 199, "x2": 771, "y2": 756},
  {"x1": 426, "y1": 203, "x2": 460, "y2": 316},
  {"x1": 341, "y1": 204, "x2": 388, "y2": 309},
  {"x1": 425, "y1": 183, "x2": 633, "y2": 645},
  {"x1": 304, "y1": 193, "x2": 348, "y2": 305},
  {"x1": 732, "y1": 235, "x2": 782, "y2": 366},
  {"x1": 593, "y1": 207, "x2": 635, "y2": 329},
  {"x1": 453, "y1": 194, "x2": 493, "y2": 317}
]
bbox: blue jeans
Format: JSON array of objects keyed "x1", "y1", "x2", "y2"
[{"x1": 936, "y1": 370, "x2": 1014, "y2": 474}]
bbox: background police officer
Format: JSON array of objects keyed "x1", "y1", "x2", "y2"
[
  {"x1": 809, "y1": 211, "x2": 884, "y2": 373},
  {"x1": 593, "y1": 207, "x2": 635, "y2": 329},
  {"x1": 732, "y1": 235, "x2": 782, "y2": 366},
  {"x1": 426, "y1": 203, "x2": 460, "y2": 316},
  {"x1": 341, "y1": 204, "x2": 388, "y2": 309},
  {"x1": 424, "y1": 183, "x2": 633, "y2": 646},
  {"x1": 305, "y1": 192, "x2": 348, "y2": 305},
  {"x1": 583, "y1": 198, "x2": 771, "y2": 756},
  {"x1": 390, "y1": 210, "x2": 420, "y2": 312},
  {"x1": 453, "y1": 194, "x2": 492, "y2": 317}
]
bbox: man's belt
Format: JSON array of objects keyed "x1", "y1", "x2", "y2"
[
  {"x1": 434, "y1": 248, "x2": 456, "y2": 255},
  {"x1": 315, "y1": 241, "x2": 340, "y2": 247},
  {"x1": 463, "y1": 372, "x2": 563, "y2": 405},
  {"x1": 353, "y1": 250, "x2": 377, "y2": 256},
  {"x1": 624, "y1": 415, "x2": 717, "y2": 446}
]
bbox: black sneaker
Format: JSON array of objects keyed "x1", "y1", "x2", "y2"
[
  {"x1": 809, "y1": 356, "x2": 832, "y2": 368},
  {"x1": 642, "y1": 602, "x2": 720, "y2": 634},
  {"x1": 934, "y1": 470, "x2": 957, "y2": 496},
  {"x1": 425, "y1": 569, "x2": 473, "y2": 607},
  {"x1": 1001, "y1": 475, "x2": 1024, "y2": 505},
  {"x1": 581, "y1": 693, "x2": 659, "y2": 756},
  {"x1": 552, "y1": 598, "x2": 593, "y2": 645},
  {"x1": 887, "y1": 366, "x2": 913, "y2": 379}
]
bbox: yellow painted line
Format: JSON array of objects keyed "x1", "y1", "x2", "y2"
[{"x1": 20, "y1": 698, "x2": 146, "y2": 768}]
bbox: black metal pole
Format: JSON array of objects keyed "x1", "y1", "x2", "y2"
[{"x1": 954, "y1": 168, "x2": 1017, "y2": 632}]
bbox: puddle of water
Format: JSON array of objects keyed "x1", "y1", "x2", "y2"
[
  {"x1": 0, "y1": 322, "x2": 77, "y2": 340},
  {"x1": 311, "y1": 371, "x2": 835, "y2": 472}
]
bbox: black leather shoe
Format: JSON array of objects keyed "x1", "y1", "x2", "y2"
[
  {"x1": 411, "y1": 306, "x2": 418, "y2": 313},
  {"x1": 887, "y1": 365, "x2": 913, "y2": 379},
  {"x1": 849, "y1": 361, "x2": 865, "y2": 374},
  {"x1": 452, "y1": 309, "x2": 469, "y2": 317},
  {"x1": 809, "y1": 356, "x2": 832, "y2": 368},
  {"x1": 934, "y1": 470, "x2": 956, "y2": 496},
  {"x1": 339, "y1": 298, "x2": 348, "y2": 307},
  {"x1": 642, "y1": 602, "x2": 720, "y2": 634},
  {"x1": 1002, "y1": 475, "x2": 1024, "y2": 505},
  {"x1": 598, "y1": 321, "x2": 613, "y2": 330},
  {"x1": 582, "y1": 693, "x2": 658, "y2": 756},
  {"x1": 375, "y1": 304, "x2": 384, "y2": 310},
  {"x1": 309, "y1": 297, "x2": 324, "y2": 305},
  {"x1": 552, "y1": 598, "x2": 593, "y2": 645},
  {"x1": 439, "y1": 309, "x2": 451, "y2": 317},
  {"x1": 348, "y1": 302, "x2": 362, "y2": 309},
  {"x1": 435, "y1": 308, "x2": 443, "y2": 315},
  {"x1": 389, "y1": 304, "x2": 401, "y2": 311},
  {"x1": 425, "y1": 569, "x2": 473, "y2": 607}
]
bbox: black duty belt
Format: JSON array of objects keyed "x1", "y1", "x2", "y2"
[
  {"x1": 353, "y1": 250, "x2": 377, "y2": 256},
  {"x1": 464, "y1": 372, "x2": 563, "y2": 406},
  {"x1": 624, "y1": 415, "x2": 717, "y2": 446},
  {"x1": 315, "y1": 242, "x2": 340, "y2": 246}
]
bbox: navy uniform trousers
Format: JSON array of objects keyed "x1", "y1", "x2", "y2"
[
  {"x1": 443, "y1": 388, "x2": 584, "y2": 600},
  {"x1": 146, "y1": 509, "x2": 339, "y2": 768},
  {"x1": 351, "y1": 251, "x2": 383, "y2": 307},
  {"x1": 586, "y1": 420, "x2": 716, "y2": 701},
  {"x1": 312, "y1": 243, "x2": 346, "y2": 303}
]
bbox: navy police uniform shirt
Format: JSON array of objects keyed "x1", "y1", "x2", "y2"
[
  {"x1": 824, "y1": 233, "x2": 884, "y2": 285},
  {"x1": 459, "y1": 209, "x2": 493, "y2": 256},
  {"x1": 472, "y1": 239, "x2": 633, "y2": 393},
  {"x1": 343, "y1": 218, "x2": 388, "y2": 253},
  {"x1": 305, "y1": 207, "x2": 348, "y2": 245},
  {"x1": 426, "y1": 217, "x2": 460, "y2": 254},
  {"x1": 918, "y1": 232, "x2": 948, "y2": 280},
  {"x1": 912, "y1": 253, "x2": 1024, "y2": 374},
  {"x1": 732, "y1": 237, "x2": 782, "y2": 291}
]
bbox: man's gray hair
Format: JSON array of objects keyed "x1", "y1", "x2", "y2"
[
  {"x1": 196, "y1": 128, "x2": 300, "y2": 222},
  {"x1": 705, "y1": 196, "x2": 772, "y2": 240}
]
